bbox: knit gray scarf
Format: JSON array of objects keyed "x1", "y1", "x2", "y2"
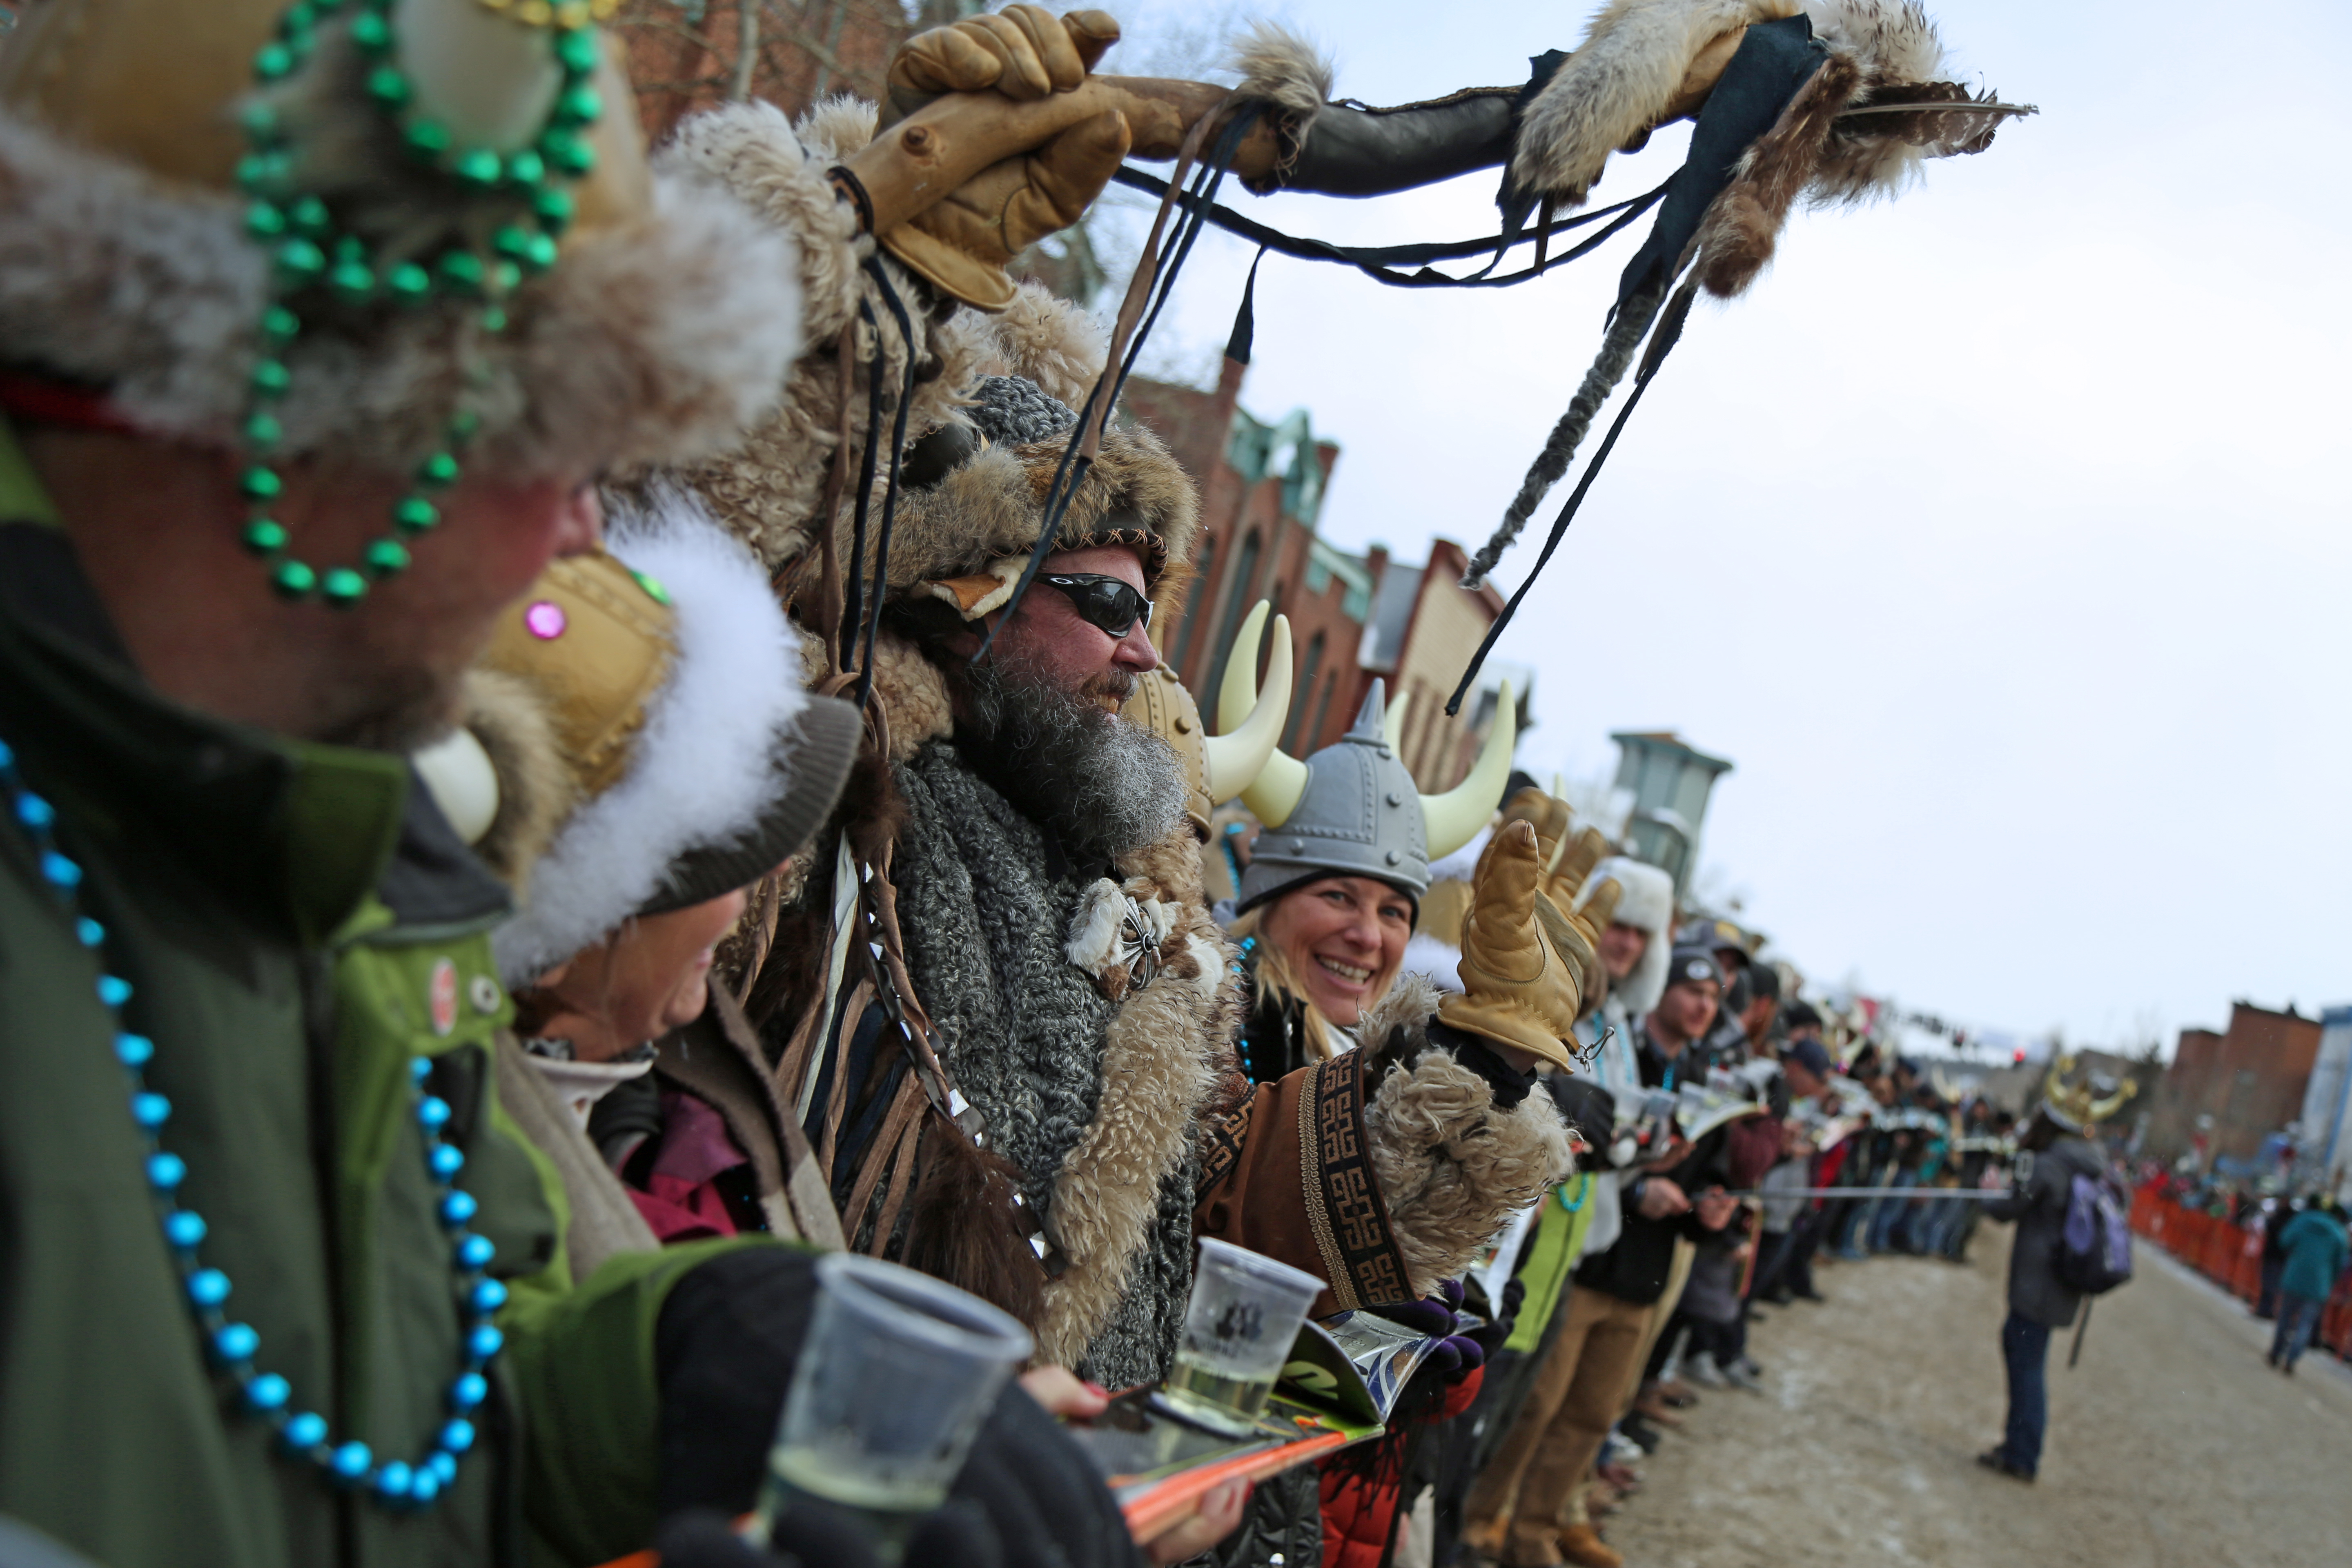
[{"x1": 891, "y1": 740, "x2": 1195, "y2": 1388}]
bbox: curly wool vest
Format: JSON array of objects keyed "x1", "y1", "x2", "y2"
[{"x1": 891, "y1": 740, "x2": 1196, "y2": 1388}]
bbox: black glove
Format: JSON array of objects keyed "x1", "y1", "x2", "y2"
[
  {"x1": 651, "y1": 1249, "x2": 1131, "y2": 1568},
  {"x1": 654, "y1": 1499, "x2": 1003, "y2": 1568},
  {"x1": 1426, "y1": 1021, "x2": 1535, "y2": 1109},
  {"x1": 1546, "y1": 1074, "x2": 1616, "y2": 1151},
  {"x1": 1368, "y1": 1278, "x2": 1486, "y2": 1378},
  {"x1": 1464, "y1": 1276, "x2": 1523, "y2": 1364}
]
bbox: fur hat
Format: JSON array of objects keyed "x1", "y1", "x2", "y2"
[
  {"x1": 1579, "y1": 855, "x2": 1676, "y2": 1015},
  {"x1": 904, "y1": 373, "x2": 1198, "y2": 614},
  {"x1": 0, "y1": 0, "x2": 797, "y2": 482},
  {"x1": 475, "y1": 488, "x2": 857, "y2": 986}
]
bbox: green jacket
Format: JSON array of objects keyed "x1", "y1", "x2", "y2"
[
  {"x1": 0, "y1": 459, "x2": 744, "y2": 1567},
  {"x1": 1502, "y1": 1174, "x2": 1597, "y2": 1356}
]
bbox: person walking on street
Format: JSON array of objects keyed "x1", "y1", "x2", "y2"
[{"x1": 2268, "y1": 1194, "x2": 2350, "y2": 1375}]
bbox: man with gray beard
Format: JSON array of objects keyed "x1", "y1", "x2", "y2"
[{"x1": 753, "y1": 366, "x2": 1251, "y2": 1399}]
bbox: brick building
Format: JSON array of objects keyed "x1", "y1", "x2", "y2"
[
  {"x1": 1126, "y1": 363, "x2": 1520, "y2": 793},
  {"x1": 615, "y1": 0, "x2": 926, "y2": 139},
  {"x1": 2150, "y1": 1004, "x2": 2322, "y2": 1165}
]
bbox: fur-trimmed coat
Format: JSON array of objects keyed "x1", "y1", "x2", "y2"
[
  {"x1": 668, "y1": 93, "x2": 1576, "y2": 1381},
  {"x1": 785, "y1": 655, "x2": 1575, "y2": 1383}
]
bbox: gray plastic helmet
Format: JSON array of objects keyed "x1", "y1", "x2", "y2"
[{"x1": 1218, "y1": 604, "x2": 1515, "y2": 911}]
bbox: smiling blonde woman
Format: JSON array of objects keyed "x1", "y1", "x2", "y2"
[{"x1": 1215, "y1": 646, "x2": 1516, "y2": 1081}]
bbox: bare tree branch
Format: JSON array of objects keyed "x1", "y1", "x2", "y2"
[{"x1": 730, "y1": 0, "x2": 761, "y2": 102}]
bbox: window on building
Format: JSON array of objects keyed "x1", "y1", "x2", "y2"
[
  {"x1": 1307, "y1": 670, "x2": 1337, "y2": 755},
  {"x1": 1171, "y1": 532, "x2": 1216, "y2": 681},
  {"x1": 1285, "y1": 630, "x2": 1326, "y2": 752},
  {"x1": 1204, "y1": 529, "x2": 1263, "y2": 711}
]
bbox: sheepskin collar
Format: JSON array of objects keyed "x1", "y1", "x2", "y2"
[
  {"x1": 1358, "y1": 974, "x2": 1579, "y2": 1295},
  {"x1": 889, "y1": 738, "x2": 1236, "y2": 1382}
]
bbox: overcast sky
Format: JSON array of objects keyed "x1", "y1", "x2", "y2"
[{"x1": 1092, "y1": 0, "x2": 2352, "y2": 1055}]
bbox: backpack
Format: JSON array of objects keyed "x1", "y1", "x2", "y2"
[{"x1": 2056, "y1": 1169, "x2": 2134, "y2": 1295}]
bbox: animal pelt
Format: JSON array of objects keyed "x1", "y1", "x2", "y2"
[
  {"x1": 1229, "y1": 21, "x2": 1334, "y2": 192},
  {"x1": 897, "y1": 1109, "x2": 1049, "y2": 1336},
  {"x1": 790, "y1": 624, "x2": 955, "y2": 762},
  {"x1": 965, "y1": 283, "x2": 1105, "y2": 410},
  {"x1": 876, "y1": 416, "x2": 1201, "y2": 597},
  {"x1": 0, "y1": 35, "x2": 798, "y2": 479},
  {"x1": 457, "y1": 667, "x2": 578, "y2": 895},
  {"x1": 657, "y1": 96, "x2": 1074, "y2": 578},
  {"x1": 491, "y1": 489, "x2": 811, "y2": 986},
  {"x1": 1803, "y1": 0, "x2": 1941, "y2": 81},
  {"x1": 1362, "y1": 1038, "x2": 1578, "y2": 1296},
  {"x1": 1510, "y1": 0, "x2": 1800, "y2": 205},
  {"x1": 1031, "y1": 820, "x2": 1239, "y2": 1369},
  {"x1": 653, "y1": 96, "x2": 984, "y2": 573},
  {"x1": 1691, "y1": 51, "x2": 1861, "y2": 297},
  {"x1": 1802, "y1": 0, "x2": 2005, "y2": 204}
]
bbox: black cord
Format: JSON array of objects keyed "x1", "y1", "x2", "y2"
[
  {"x1": 1109, "y1": 166, "x2": 1670, "y2": 287},
  {"x1": 1444, "y1": 273, "x2": 1702, "y2": 717},
  {"x1": 972, "y1": 105, "x2": 1265, "y2": 664},
  {"x1": 842, "y1": 301, "x2": 883, "y2": 678},
  {"x1": 856, "y1": 258, "x2": 922, "y2": 714}
]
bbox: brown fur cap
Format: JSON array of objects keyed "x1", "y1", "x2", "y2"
[{"x1": 885, "y1": 419, "x2": 1200, "y2": 599}]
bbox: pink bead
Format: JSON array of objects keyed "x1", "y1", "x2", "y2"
[{"x1": 523, "y1": 601, "x2": 566, "y2": 640}]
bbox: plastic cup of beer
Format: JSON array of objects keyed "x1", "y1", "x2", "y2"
[
  {"x1": 1165, "y1": 1238, "x2": 1325, "y2": 1428},
  {"x1": 750, "y1": 1254, "x2": 1033, "y2": 1562}
]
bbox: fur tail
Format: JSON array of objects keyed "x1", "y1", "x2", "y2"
[{"x1": 899, "y1": 1116, "x2": 1049, "y2": 1336}]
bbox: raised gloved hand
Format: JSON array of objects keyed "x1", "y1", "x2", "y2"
[
  {"x1": 1435, "y1": 820, "x2": 1586, "y2": 1072},
  {"x1": 1498, "y1": 786, "x2": 1620, "y2": 1001},
  {"x1": 844, "y1": 7, "x2": 1131, "y2": 310},
  {"x1": 878, "y1": 6, "x2": 1122, "y2": 131},
  {"x1": 880, "y1": 109, "x2": 1131, "y2": 311}
]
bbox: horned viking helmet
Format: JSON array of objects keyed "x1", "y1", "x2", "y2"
[
  {"x1": 1214, "y1": 601, "x2": 1515, "y2": 909},
  {"x1": 1117, "y1": 607, "x2": 1292, "y2": 838},
  {"x1": 2041, "y1": 1055, "x2": 2136, "y2": 1133}
]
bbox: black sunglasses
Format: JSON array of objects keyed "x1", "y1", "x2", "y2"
[{"x1": 1038, "y1": 573, "x2": 1153, "y2": 639}]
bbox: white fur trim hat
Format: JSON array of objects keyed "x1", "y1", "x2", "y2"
[
  {"x1": 483, "y1": 488, "x2": 855, "y2": 986},
  {"x1": 1578, "y1": 855, "x2": 1676, "y2": 1016}
]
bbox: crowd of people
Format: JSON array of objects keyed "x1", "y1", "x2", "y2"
[
  {"x1": 0, "y1": 6, "x2": 2124, "y2": 1568},
  {"x1": 1333, "y1": 871, "x2": 2101, "y2": 1568}
]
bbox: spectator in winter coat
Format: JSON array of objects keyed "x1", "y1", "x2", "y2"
[
  {"x1": 2268, "y1": 1195, "x2": 2350, "y2": 1374},
  {"x1": 1461, "y1": 949, "x2": 1740, "y2": 1568},
  {"x1": 1976, "y1": 1088, "x2": 2111, "y2": 1482}
]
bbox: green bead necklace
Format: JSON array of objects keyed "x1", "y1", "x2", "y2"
[{"x1": 234, "y1": 0, "x2": 604, "y2": 606}]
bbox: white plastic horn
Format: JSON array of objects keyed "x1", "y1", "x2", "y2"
[
  {"x1": 1203, "y1": 606, "x2": 1294, "y2": 804},
  {"x1": 1216, "y1": 601, "x2": 1310, "y2": 828},
  {"x1": 410, "y1": 725, "x2": 501, "y2": 846},
  {"x1": 395, "y1": 0, "x2": 566, "y2": 153},
  {"x1": 1419, "y1": 679, "x2": 1516, "y2": 861},
  {"x1": 1383, "y1": 685, "x2": 1412, "y2": 753}
]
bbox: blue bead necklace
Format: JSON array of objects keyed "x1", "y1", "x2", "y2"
[{"x1": 1, "y1": 736, "x2": 501, "y2": 1510}]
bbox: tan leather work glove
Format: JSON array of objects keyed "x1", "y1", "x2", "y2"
[
  {"x1": 880, "y1": 107, "x2": 1130, "y2": 311},
  {"x1": 1437, "y1": 820, "x2": 1587, "y2": 1072},
  {"x1": 852, "y1": 7, "x2": 1127, "y2": 311},
  {"x1": 878, "y1": 6, "x2": 1122, "y2": 131},
  {"x1": 1498, "y1": 786, "x2": 1617, "y2": 998}
]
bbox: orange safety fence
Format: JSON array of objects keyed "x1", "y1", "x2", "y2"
[{"x1": 2130, "y1": 1187, "x2": 2352, "y2": 1356}]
